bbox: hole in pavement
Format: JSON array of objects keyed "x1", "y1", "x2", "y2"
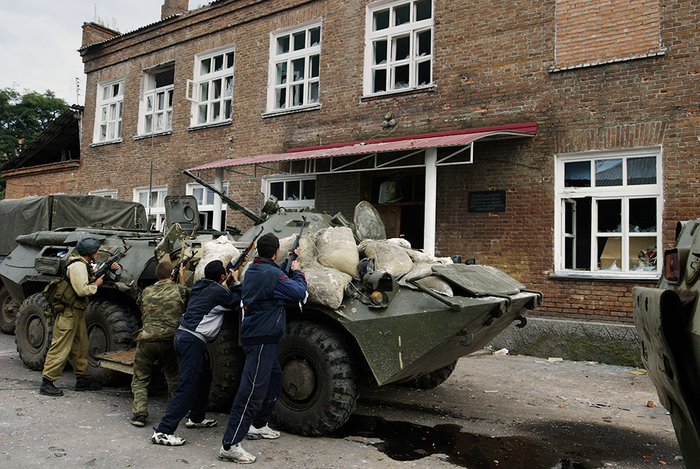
[{"x1": 332, "y1": 414, "x2": 586, "y2": 469}]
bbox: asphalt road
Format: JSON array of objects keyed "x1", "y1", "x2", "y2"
[{"x1": 0, "y1": 331, "x2": 683, "y2": 469}]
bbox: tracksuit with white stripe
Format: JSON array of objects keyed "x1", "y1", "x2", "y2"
[{"x1": 222, "y1": 257, "x2": 307, "y2": 449}]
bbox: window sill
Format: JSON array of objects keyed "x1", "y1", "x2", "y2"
[
  {"x1": 262, "y1": 103, "x2": 321, "y2": 119},
  {"x1": 134, "y1": 130, "x2": 172, "y2": 140},
  {"x1": 361, "y1": 85, "x2": 437, "y2": 102},
  {"x1": 90, "y1": 139, "x2": 123, "y2": 147},
  {"x1": 187, "y1": 120, "x2": 232, "y2": 131},
  {"x1": 548, "y1": 270, "x2": 660, "y2": 281},
  {"x1": 549, "y1": 49, "x2": 666, "y2": 73}
]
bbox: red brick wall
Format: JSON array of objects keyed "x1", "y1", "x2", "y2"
[
  {"x1": 68, "y1": 0, "x2": 700, "y2": 323},
  {"x1": 3, "y1": 162, "x2": 81, "y2": 199}
]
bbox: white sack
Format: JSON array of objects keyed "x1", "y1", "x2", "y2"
[
  {"x1": 358, "y1": 239, "x2": 413, "y2": 278},
  {"x1": 316, "y1": 227, "x2": 359, "y2": 277},
  {"x1": 304, "y1": 261, "x2": 351, "y2": 309}
]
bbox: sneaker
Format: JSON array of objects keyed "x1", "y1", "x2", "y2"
[
  {"x1": 247, "y1": 424, "x2": 280, "y2": 440},
  {"x1": 39, "y1": 378, "x2": 63, "y2": 396},
  {"x1": 218, "y1": 444, "x2": 256, "y2": 464},
  {"x1": 130, "y1": 415, "x2": 146, "y2": 427},
  {"x1": 185, "y1": 418, "x2": 217, "y2": 428},
  {"x1": 75, "y1": 377, "x2": 102, "y2": 391},
  {"x1": 151, "y1": 431, "x2": 185, "y2": 446}
]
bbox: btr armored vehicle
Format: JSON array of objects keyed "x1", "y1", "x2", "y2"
[
  {"x1": 0, "y1": 191, "x2": 543, "y2": 436},
  {"x1": 633, "y1": 220, "x2": 700, "y2": 467}
]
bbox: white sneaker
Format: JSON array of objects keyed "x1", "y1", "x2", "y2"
[
  {"x1": 247, "y1": 424, "x2": 280, "y2": 440},
  {"x1": 218, "y1": 443, "x2": 256, "y2": 464},
  {"x1": 151, "y1": 431, "x2": 185, "y2": 446},
  {"x1": 185, "y1": 418, "x2": 217, "y2": 428}
]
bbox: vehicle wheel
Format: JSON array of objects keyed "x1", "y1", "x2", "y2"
[
  {"x1": 85, "y1": 299, "x2": 139, "y2": 385},
  {"x1": 15, "y1": 293, "x2": 53, "y2": 370},
  {"x1": 397, "y1": 360, "x2": 458, "y2": 390},
  {"x1": 207, "y1": 315, "x2": 245, "y2": 410},
  {"x1": 0, "y1": 285, "x2": 20, "y2": 335},
  {"x1": 273, "y1": 321, "x2": 357, "y2": 436}
]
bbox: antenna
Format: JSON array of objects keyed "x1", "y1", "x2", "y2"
[{"x1": 75, "y1": 77, "x2": 81, "y2": 104}]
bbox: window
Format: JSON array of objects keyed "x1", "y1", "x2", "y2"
[
  {"x1": 268, "y1": 21, "x2": 322, "y2": 112},
  {"x1": 186, "y1": 183, "x2": 228, "y2": 231},
  {"x1": 364, "y1": 0, "x2": 433, "y2": 95},
  {"x1": 187, "y1": 47, "x2": 235, "y2": 126},
  {"x1": 140, "y1": 65, "x2": 174, "y2": 135},
  {"x1": 555, "y1": 148, "x2": 662, "y2": 276},
  {"x1": 134, "y1": 186, "x2": 167, "y2": 231},
  {"x1": 88, "y1": 189, "x2": 118, "y2": 199},
  {"x1": 94, "y1": 79, "x2": 124, "y2": 143},
  {"x1": 265, "y1": 176, "x2": 315, "y2": 211}
]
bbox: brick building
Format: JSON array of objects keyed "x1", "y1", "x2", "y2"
[{"x1": 7, "y1": 0, "x2": 699, "y2": 358}]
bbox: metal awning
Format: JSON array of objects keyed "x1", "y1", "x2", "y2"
[{"x1": 188, "y1": 122, "x2": 537, "y2": 178}]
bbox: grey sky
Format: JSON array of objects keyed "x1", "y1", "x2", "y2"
[{"x1": 0, "y1": 1, "x2": 195, "y2": 105}]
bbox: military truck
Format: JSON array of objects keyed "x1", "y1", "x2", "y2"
[
  {"x1": 633, "y1": 220, "x2": 700, "y2": 467},
  {"x1": 0, "y1": 195, "x2": 148, "y2": 334},
  {"x1": 0, "y1": 191, "x2": 543, "y2": 436}
]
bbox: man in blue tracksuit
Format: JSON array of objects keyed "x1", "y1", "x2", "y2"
[
  {"x1": 151, "y1": 260, "x2": 242, "y2": 446},
  {"x1": 219, "y1": 233, "x2": 307, "y2": 464}
]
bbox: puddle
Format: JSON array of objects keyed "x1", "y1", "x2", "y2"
[{"x1": 332, "y1": 414, "x2": 586, "y2": 469}]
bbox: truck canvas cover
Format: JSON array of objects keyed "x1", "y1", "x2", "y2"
[{"x1": 0, "y1": 195, "x2": 148, "y2": 256}]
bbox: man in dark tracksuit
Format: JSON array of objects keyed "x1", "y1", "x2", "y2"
[
  {"x1": 151, "y1": 260, "x2": 242, "y2": 446},
  {"x1": 219, "y1": 233, "x2": 307, "y2": 464}
]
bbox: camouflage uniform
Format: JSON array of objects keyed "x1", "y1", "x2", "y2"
[
  {"x1": 42, "y1": 255, "x2": 95, "y2": 382},
  {"x1": 131, "y1": 279, "x2": 189, "y2": 420}
]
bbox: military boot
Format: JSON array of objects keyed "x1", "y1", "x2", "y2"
[
  {"x1": 39, "y1": 378, "x2": 64, "y2": 396},
  {"x1": 75, "y1": 377, "x2": 102, "y2": 391}
]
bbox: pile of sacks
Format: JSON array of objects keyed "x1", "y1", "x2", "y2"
[{"x1": 192, "y1": 202, "x2": 454, "y2": 310}]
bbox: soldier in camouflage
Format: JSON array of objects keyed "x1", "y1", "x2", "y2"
[{"x1": 130, "y1": 261, "x2": 189, "y2": 427}]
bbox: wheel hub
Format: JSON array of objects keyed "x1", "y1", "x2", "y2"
[
  {"x1": 27, "y1": 316, "x2": 45, "y2": 349},
  {"x1": 88, "y1": 325, "x2": 108, "y2": 356},
  {"x1": 282, "y1": 357, "x2": 317, "y2": 401}
]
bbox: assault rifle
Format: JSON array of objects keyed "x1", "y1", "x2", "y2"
[
  {"x1": 285, "y1": 216, "x2": 306, "y2": 276},
  {"x1": 172, "y1": 250, "x2": 198, "y2": 281},
  {"x1": 229, "y1": 227, "x2": 264, "y2": 272},
  {"x1": 94, "y1": 245, "x2": 131, "y2": 281}
]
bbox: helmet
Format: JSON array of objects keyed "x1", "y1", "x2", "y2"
[{"x1": 76, "y1": 236, "x2": 101, "y2": 256}]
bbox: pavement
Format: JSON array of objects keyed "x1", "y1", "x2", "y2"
[{"x1": 0, "y1": 331, "x2": 684, "y2": 469}]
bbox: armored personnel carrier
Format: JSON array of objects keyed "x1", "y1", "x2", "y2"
[
  {"x1": 633, "y1": 220, "x2": 700, "y2": 467},
  {"x1": 0, "y1": 190, "x2": 543, "y2": 436}
]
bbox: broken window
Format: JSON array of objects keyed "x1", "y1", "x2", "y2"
[
  {"x1": 366, "y1": 0, "x2": 433, "y2": 95},
  {"x1": 556, "y1": 149, "x2": 661, "y2": 275},
  {"x1": 266, "y1": 176, "x2": 316, "y2": 211},
  {"x1": 94, "y1": 78, "x2": 124, "y2": 143},
  {"x1": 134, "y1": 186, "x2": 168, "y2": 231},
  {"x1": 140, "y1": 65, "x2": 174, "y2": 135},
  {"x1": 269, "y1": 21, "x2": 322, "y2": 112},
  {"x1": 187, "y1": 47, "x2": 235, "y2": 126}
]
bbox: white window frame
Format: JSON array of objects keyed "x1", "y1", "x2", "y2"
[
  {"x1": 93, "y1": 78, "x2": 124, "y2": 143},
  {"x1": 186, "y1": 46, "x2": 235, "y2": 127},
  {"x1": 186, "y1": 183, "x2": 228, "y2": 231},
  {"x1": 263, "y1": 175, "x2": 316, "y2": 211},
  {"x1": 267, "y1": 20, "x2": 322, "y2": 113},
  {"x1": 133, "y1": 186, "x2": 168, "y2": 231},
  {"x1": 554, "y1": 147, "x2": 663, "y2": 279},
  {"x1": 88, "y1": 189, "x2": 118, "y2": 199},
  {"x1": 363, "y1": 0, "x2": 434, "y2": 96},
  {"x1": 139, "y1": 65, "x2": 174, "y2": 135}
]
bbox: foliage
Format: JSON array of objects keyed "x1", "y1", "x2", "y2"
[{"x1": 0, "y1": 87, "x2": 69, "y2": 168}]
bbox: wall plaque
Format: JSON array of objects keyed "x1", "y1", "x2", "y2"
[{"x1": 468, "y1": 190, "x2": 506, "y2": 213}]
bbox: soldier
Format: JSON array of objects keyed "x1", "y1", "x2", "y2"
[
  {"x1": 39, "y1": 235, "x2": 117, "y2": 396},
  {"x1": 129, "y1": 261, "x2": 189, "y2": 427}
]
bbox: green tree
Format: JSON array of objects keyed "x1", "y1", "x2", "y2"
[
  {"x1": 0, "y1": 87, "x2": 69, "y2": 166},
  {"x1": 0, "y1": 87, "x2": 68, "y2": 199}
]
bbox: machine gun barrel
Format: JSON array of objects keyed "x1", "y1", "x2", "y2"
[{"x1": 183, "y1": 170, "x2": 263, "y2": 224}]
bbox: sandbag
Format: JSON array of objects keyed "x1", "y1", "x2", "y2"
[
  {"x1": 276, "y1": 231, "x2": 318, "y2": 268},
  {"x1": 304, "y1": 261, "x2": 351, "y2": 309},
  {"x1": 358, "y1": 239, "x2": 413, "y2": 278},
  {"x1": 316, "y1": 227, "x2": 359, "y2": 277},
  {"x1": 194, "y1": 236, "x2": 240, "y2": 281},
  {"x1": 353, "y1": 201, "x2": 386, "y2": 241},
  {"x1": 399, "y1": 263, "x2": 454, "y2": 297}
]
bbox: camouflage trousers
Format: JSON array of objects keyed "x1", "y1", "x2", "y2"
[
  {"x1": 131, "y1": 339, "x2": 179, "y2": 418},
  {"x1": 42, "y1": 306, "x2": 89, "y2": 382}
]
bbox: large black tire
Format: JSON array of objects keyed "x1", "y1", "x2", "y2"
[
  {"x1": 272, "y1": 321, "x2": 358, "y2": 436},
  {"x1": 85, "y1": 299, "x2": 139, "y2": 385},
  {"x1": 207, "y1": 315, "x2": 245, "y2": 410},
  {"x1": 15, "y1": 293, "x2": 53, "y2": 370},
  {"x1": 396, "y1": 360, "x2": 458, "y2": 390},
  {"x1": 0, "y1": 285, "x2": 20, "y2": 335}
]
